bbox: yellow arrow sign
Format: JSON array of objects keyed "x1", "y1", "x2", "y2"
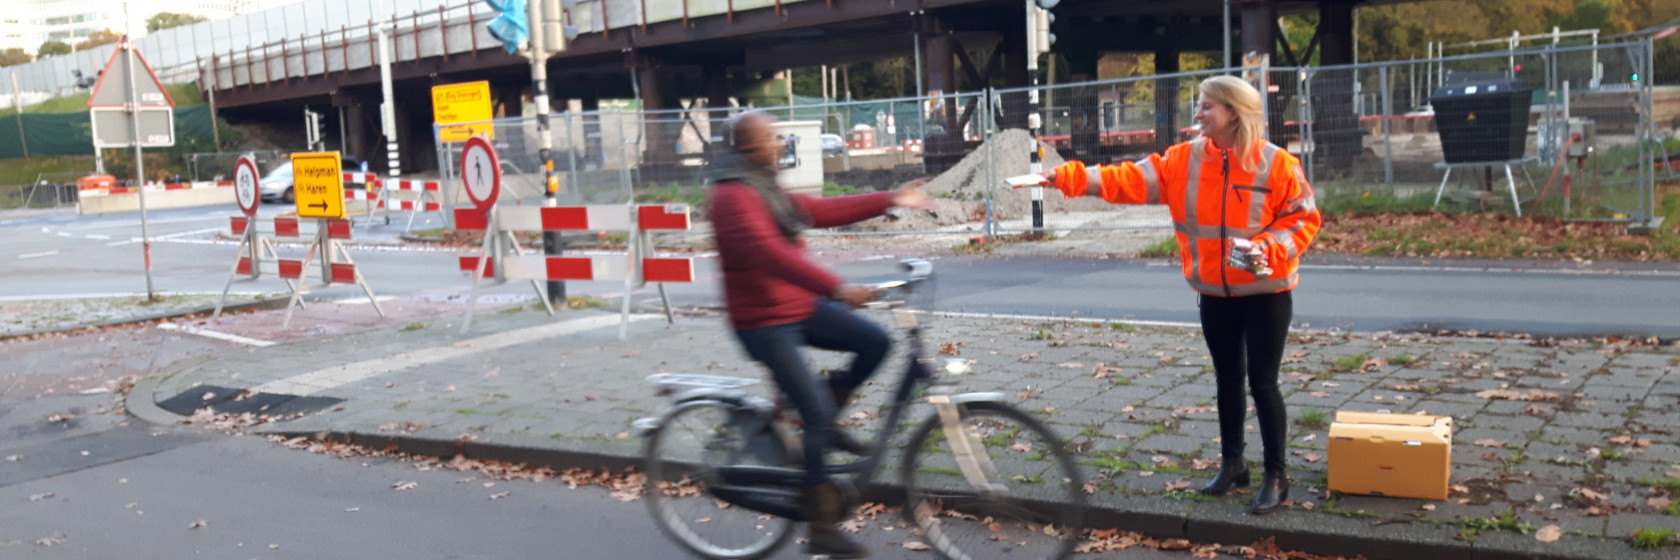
[
  {"x1": 292, "y1": 152, "x2": 345, "y2": 220},
  {"x1": 433, "y1": 81, "x2": 495, "y2": 143}
]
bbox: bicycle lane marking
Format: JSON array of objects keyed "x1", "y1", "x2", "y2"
[{"x1": 247, "y1": 313, "x2": 657, "y2": 397}]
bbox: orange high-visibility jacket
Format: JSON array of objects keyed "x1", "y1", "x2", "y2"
[{"x1": 1051, "y1": 138, "x2": 1321, "y2": 298}]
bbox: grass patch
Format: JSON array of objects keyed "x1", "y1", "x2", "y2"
[
  {"x1": 566, "y1": 296, "x2": 608, "y2": 309},
  {"x1": 0, "y1": 154, "x2": 98, "y2": 187},
  {"x1": 1028, "y1": 329, "x2": 1054, "y2": 341},
  {"x1": 822, "y1": 182, "x2": 860, "y2": 197},
  {"x1": 980, "y1": 425, "x2": 1025, "y2": 448},
  {"x1": 918, "y1": 465, "x2": 963, "y2": 477},
  {"x1": 1631, "y1": 528, "x2": 1676, "y2": 550},
  {"x1": 1317, "y1": 191, "x2": 1439, "y2": 216},
  {"x1": 1162, "y1": 489, "x2": 1217, "y2": 502},
  {"x1": 1458, "y1": 507, "x2": 1536, "y2": 539},
  {"x1": 1138, "y1": 236, "x2": 1178, "y2": 258},
  {"x1": 456, "y1": 408, "x2": 479, "y2": 414},
  {"x1": 1296, "y1": 409, "x2": 1330, "y2": 431},
  {"x1": 1109, "y1": 322, "x2": 1138, "y2": 333},
  {"x1": 1332, "y1": 354, "x2": 1369, "y2": 371},
  {"x1": 1662, "y1": 502, "x2": 1680, "y2": 516},
  {"x1": 1629, "y1": 477, "x2": 1680, "y2": 493},
  {"x1": 401, "y1": 322, "x2": 426, "y2": 331},
  {"x1": 1389, "y1": 355, "x2": 1416, "y2": 366}
]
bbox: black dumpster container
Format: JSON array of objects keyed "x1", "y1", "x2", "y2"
[{"x1": 1430, "y1": 80, "x2": 1531, "y2": 163}]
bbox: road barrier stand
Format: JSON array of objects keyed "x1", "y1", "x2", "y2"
[
  {"x1": 454, "y1": 203, "x2": 694, "y2": 337},
  {"x1": 213, "y1": 215, "x2": 386, "y2": 327}
]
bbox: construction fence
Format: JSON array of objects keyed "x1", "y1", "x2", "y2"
[{"x1": 431, "y1": 39, "x2": 1670, "y2": 235}]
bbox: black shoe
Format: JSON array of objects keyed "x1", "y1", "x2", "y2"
[
  {"x1": 1199, "y1": 461, "x2": 1251, "y2": 496},
  {"x1": 829, "y1": 381, "x2": 872, "y2": 456},
  {"x1": 800, "y1": 483, "x2": 870, "y2": 558},
  {"x1": 1249, "y1": 470, "x2": 1289, "y2": 515}
]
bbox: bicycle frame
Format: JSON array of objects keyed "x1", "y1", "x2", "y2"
[{"x1": 643, "y1": 259, "x2": 1009, "y2": 521}]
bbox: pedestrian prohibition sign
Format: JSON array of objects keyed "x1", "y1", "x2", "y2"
[
  {"x1": 292, "y1": 152, "x2": 345, "y2": 220},
  {"x1": 461, "y1": 136, "x2": 500, "y2": 212}
]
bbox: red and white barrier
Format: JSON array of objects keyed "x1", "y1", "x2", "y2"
[
  {"x1": 80, "y1": 180, "x2": 234, "y2": 197},
  {"x1": 454, "y1": 203, "x2": 695, "y2": 335},
  {"x1": 215, "y1": 214, "x2": 384, "y2": 327}
]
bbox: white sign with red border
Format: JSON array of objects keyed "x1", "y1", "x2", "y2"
[
  {"x1": 234, "y1": 155, "x2": 260, "y2": 216},
  {"x1": 461, "y1": 135, "x2": 500, "y2": 212}
]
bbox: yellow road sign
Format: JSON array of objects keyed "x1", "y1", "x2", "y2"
[
  {"x1": 292, "y1": 152, "x2": 345, "y2": 219},
  {"x1": 433, "y1": 81, "x2": 495, "y2": 143}
]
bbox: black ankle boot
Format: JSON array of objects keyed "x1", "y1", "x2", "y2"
[
  {"x1": 1200, "y1": 460, "x2": 1251, "y2": 496},
  {"x1": 1249, "y1": 470, "x2": 1289, "y2": 515},
  {"x1": 829, "y1": 381, "x2": 871, "y2": 456},
  {"x1": 800, "y1": 483, "x2": 869, "y2": 558}
]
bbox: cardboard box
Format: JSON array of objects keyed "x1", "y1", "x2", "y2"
[{"x1": 1328, "y1": 411, "x2": 1453, "y2": 500}]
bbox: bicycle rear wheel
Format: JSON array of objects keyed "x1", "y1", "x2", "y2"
[
  {"x1": 643, "y1": 399, "x2": 795, "y2": 560},
  {"x1": 901, "y1": 400, "x2": 1085, "y2": 560}
]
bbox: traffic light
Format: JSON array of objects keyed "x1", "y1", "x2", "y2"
[
  {"x1": 486, "y1": 0, "x2": 529, "y2": 54},
  {"x1": 1630, "y1": 72, "x2": 1640, "y2": 83},
  {"x1": 538, "y1": 0, "x2": 581, "y2": 54},
  {"x1": 1027, "y1": 0, "x2": 1057, "y2": 69}
]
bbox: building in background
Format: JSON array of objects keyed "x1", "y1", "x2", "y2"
[{"x1": 0, "y1": 0, "x2": 302, "y2": 56}]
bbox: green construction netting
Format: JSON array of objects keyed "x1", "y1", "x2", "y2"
[{"x1": 0, "y1": 105, "x2": 215, "y2": 159}]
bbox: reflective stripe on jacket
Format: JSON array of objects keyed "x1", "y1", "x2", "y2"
[{"x1": 1051, "y1": 138, "x2": 1321, "y2": 298}]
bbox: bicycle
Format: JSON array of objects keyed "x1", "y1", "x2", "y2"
[{"x1": 637, "y1": 258, "x2": 1086, "y2": 560}]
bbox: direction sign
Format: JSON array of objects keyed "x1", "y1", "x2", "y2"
[
  {"x1": 291, "y1": 152, "x2": 345, "y2": 219},
  {"x1": 234, "y1": 155, "x2": 261, "y2": 215},
  {"x1": 461, "y1": 136, "x2": 501, "y2": 212},
  {"x1": 433, "y1": 81, "x2": 495, "y2": 143}
]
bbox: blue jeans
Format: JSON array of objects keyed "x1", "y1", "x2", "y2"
[{"x1": 733, "y1": 298, "x2": 892, "y2": 485}]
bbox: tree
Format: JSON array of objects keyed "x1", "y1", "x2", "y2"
[
  {"x1": 75, "y1": 30, "x2": 121, "y2": 51},
  {"x1": 37, "y1": 41, "x2": 71, "y2": 57},
  {"x1": 0, "y1": 48, "x2": 29, "y2": 68},
  {"x1": 146, "y1": 12, "x2": 209, "y2": 33}
]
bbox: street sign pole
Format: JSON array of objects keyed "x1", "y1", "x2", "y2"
[
  {"x1": 124, "y1": 2, "x2": 155, "y2": 301},
  {"x1": 528, "y1": 0, "x2": 564, "y2": 307}
]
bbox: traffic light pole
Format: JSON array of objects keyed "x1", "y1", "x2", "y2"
[{"x1": 529, "y1": 0, "x2": 564, "y2": 306}]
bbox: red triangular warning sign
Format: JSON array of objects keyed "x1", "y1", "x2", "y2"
[{"x1": 87, "y1": 37, "x2": 174, "y2": 109}]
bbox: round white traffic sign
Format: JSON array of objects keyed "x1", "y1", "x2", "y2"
[
  {"x1": 234, "y1": 155, "x2": 260, "y2": 216},
  {"x1": 461, "y1": 136, "x2": 500, "y2": 212}
]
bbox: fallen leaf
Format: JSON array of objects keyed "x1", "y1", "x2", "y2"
[
  {"x1": 1165, "y1": 479, "x2": 1192, "y2": 491},
  {"x1": 902, "y1": 542, "x2": 931, "y2": 551},
  {"x1": 1450, "y1": 484, "x2": 1471, "y2": 495},
  {"x1": 1138, "y1": 471, "x2": 1155, "y2": 477},
  {"x1": 1474, "y1": 439, "x2": 1506, "y2": 448},
  {"x1": 1055, "y1": 362, "x2": 1085, "y2": 369},
  {"x1": 1575, "y1": 487, "x2": 1608, "y2": 501},
  {"x1": 1304, "y1": 453, "x2": 1323, "y2": 463},
  {"x1": 489, "y1": 491, "x2": 510, "y2": 500},
  {"x1": 1609, "y1": 435, "x2": 1633, "y2": 446},
  {"x1": 188, "y1": 519, "x2": 207, "y2": 529},
  {"x1": 1535, "y1": 525, "x2": 1562, "y2": 543},
  {"x1": 1083, "y1": 482, "x2": 1099, "y2": 494},
  {"x1": 1475, "y1": 388, "x2": 1562, "y2": 402},
  {"x1": 1010, "y1": 442, "x2": 1033, "y2": 453},
  {"x1": 1483, "y1": 452, "x2": 1500, "y2": 461},
  {"x1": 344, "y1": 507, "x2": 359, "y2": 512},
  {"x1": 392, "y1": 481, "x2": 418, "y2": 491},
  {"x1": 1421, "y1": 504, "x2": 1437, "y2": 511},
  {"x1": 28, "y1": 493, "x2": 54, "y2": 502},
  {"x1": 1648, "y1": 497, "x2": 1671, "y2": 508},
  {"x1": 1523, "y1": 404, "x2": 1548, "y2": 416}
]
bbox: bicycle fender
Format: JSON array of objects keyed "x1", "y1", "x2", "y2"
[{"x1": 927, "y1": 392, "x2": 1008, "y2": 405}]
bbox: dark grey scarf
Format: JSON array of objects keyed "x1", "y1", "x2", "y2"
[{"x1": 711, "y1": 154, "x2": 809, "y2": 243}]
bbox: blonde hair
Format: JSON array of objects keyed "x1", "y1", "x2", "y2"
[{"x1": 1198, "y1": 76, "x2": 1268, "y2": 174}]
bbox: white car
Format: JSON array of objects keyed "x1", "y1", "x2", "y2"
[{"x1": 258, "y1": 156, "x2": 367, "y2": 203}]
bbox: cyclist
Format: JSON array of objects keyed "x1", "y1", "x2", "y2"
[
  {"x1": 1035, "y1": 76, "x2": 1320, "y2": 515},
  {"x1": 708, "y1": 110, "x2": 936, "y2": 557}
]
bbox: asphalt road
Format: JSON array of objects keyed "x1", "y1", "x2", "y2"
[
  {"x1": 0, "y1": 418, "x2": 1205, "y2": 559},
  {"x1": 4, "y1": 207, "x2": 1678, "y2": 337}
]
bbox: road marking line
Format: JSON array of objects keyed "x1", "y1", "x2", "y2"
[
  {"x1": 55, "y1": 232, "x2": 72, "y2": 237},
  {"x1": 85, "y1": 234, "x2": 111, "y2": 240},
  {"x1": 928, "y1": 310, "x2": 1202, "y2": 330},
  {"x1": 156, "y1": 323, "x2": 276, "y2": 347},
  {"x1": 249, "y1": 314, "x2": 655, "y2": 396},
  {"x1": 17, "y1": 250, "x2": 60, "y2": 260},
  {"x1": 0, "y1": 291, "x2": 271, "y2": 302}
]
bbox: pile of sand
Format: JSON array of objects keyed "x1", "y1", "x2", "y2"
[{"x1": 844, "y1": 128, "x2": 1139, "y2": 232}]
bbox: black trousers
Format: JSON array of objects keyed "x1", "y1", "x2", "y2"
[{"x1": 1198, "y1": 290, "x2": 1292, "y2": 473}]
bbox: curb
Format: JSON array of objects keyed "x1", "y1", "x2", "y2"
[
  {"x1": 1, "y1": 297, "x2": 292, "y2": 342},
  {"x1": 234, "y1": 427, "x2": 1659, "y2": 560}
]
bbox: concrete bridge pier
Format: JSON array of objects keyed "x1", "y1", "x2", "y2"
[
  {"x1": 916, "y1": 16, "x2": 963, "y2": 174},
  {"x1": 333, "y1": 90, "x2": 375, "y2": 165}
]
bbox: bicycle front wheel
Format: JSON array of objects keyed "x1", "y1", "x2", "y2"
[
  {"x1": 643, "y1": 399, "x2": 795, "y2": 560},
  {"x1": 902, "y1": 400, "x2": 1085, "y2": 560}
]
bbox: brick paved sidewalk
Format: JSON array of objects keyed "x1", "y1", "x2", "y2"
[{"x1": 131, "y1": 305, "x2": 1680, "y2": 559}]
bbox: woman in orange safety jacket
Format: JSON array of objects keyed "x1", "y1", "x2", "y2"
[{"x1": 1038, "y1": 75, "x2": 1320, "y2": 515}]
